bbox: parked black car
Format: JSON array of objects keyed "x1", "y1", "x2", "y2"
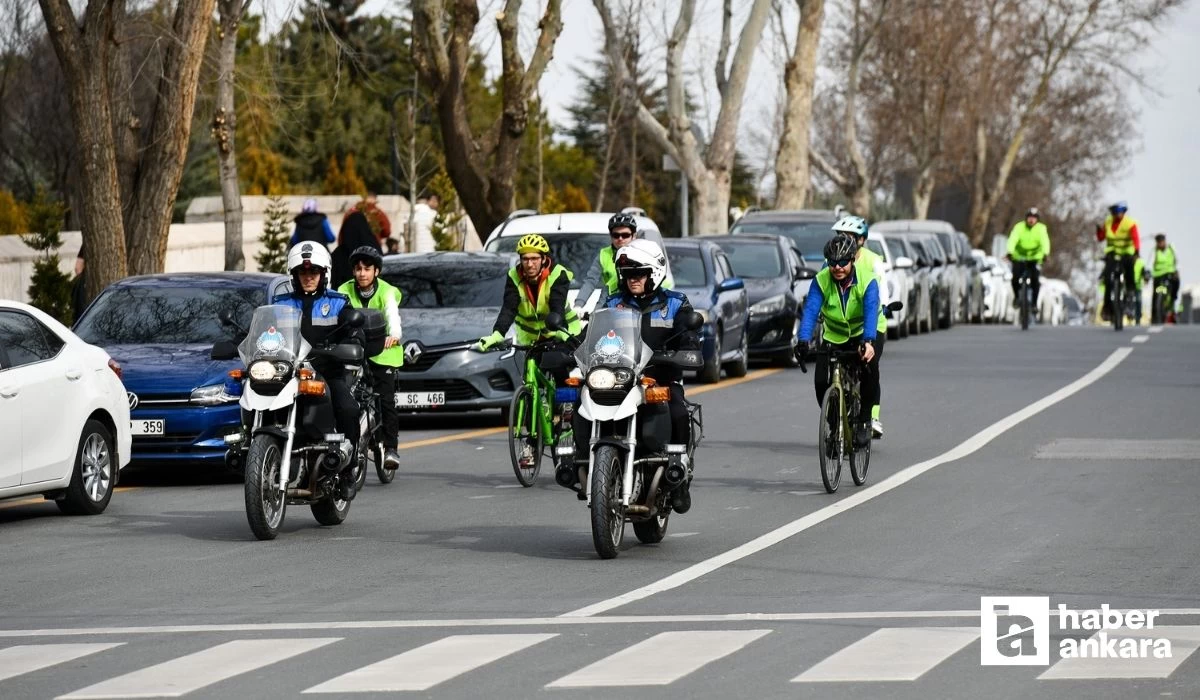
[
  {"x1": 662, "y1": 239, "x2": 749, "y2": 383},
  {"x1": 728, "y1": 208, "x2": 844, "y2": 266},
  {"x1": 707, "y1": 234, "x2": 814, "y2": 365}
]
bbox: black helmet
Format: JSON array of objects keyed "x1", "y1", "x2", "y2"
[
  {"x1": 607, "y1": 212, "x2": 638, "y2": 233},
  {"x1": 823, "y1": 235, "x2": 857, "y2": 263},
  {"x1": 349, "y1": 245, "x2": 383, "y2": 270}
]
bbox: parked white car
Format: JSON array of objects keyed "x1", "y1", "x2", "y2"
[
  {"x1": 865, "y1": 232, "x2": 915, "y2": 339},
  {"x1": 976, "y1": 252, "x2": 1014, "y2": 324},
  {"x1": 1039, "y1": 278, "x2": 1072, "y2": 326},
  {"x1": 0, "y1": 300, "x2": 130, "y2": 514}
]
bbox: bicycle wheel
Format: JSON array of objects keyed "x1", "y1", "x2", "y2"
[
  {"x1": 1113, "y1": 282, "x2": 1124, "y2": 331},
  {"x1": 1019, "y1": 281, "x2": 1030, "y2": 330},
  {"x1": 850, "y1": 415, "x2": 871, "y2": 486},
  {"x1": 507, "y1": 385, "x2": 543, "y2": 487},
  {"x1": 817, "y1": 386, "x2": 842, "y2": 494}
]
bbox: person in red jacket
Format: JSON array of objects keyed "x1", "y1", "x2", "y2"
[{"x1": 1095, "y1": 201, "x2": 1141, "y2": 319}]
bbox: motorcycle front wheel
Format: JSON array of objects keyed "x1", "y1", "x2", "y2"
[
  {"x1": 590, "y1": 445, "x2": 626, "y2": 559},
  {"x1": 245, "y1": 434, "x2": 287, "y2": 540}
]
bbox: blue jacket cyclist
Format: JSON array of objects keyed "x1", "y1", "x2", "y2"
[{"x1": 795, "y1": 235, "x2": 881, "y2": 448}]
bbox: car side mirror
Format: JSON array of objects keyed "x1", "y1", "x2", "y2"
[
  {"x1": 894, "y1": 256, "x2": 914, "y2": 270},
  {"x1": 677, "y1": 310, "x2": 704, "y2": 331},
  {"x1": 795, "y1": 266, "x2": 816, "y2": 280},
  {"x1": 211, "y1": 340, "x2": 238, "y2": 361},
  {"x1": 717, "y1": 277, "x2": 744, "y2": 293},
  {"x1": 545, "y1": 311, "x2": 565, "y2": 331}
]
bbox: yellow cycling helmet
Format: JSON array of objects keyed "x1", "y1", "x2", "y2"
[{"x1": 515, "y1": 234, "x2": 550, "y2": 255}]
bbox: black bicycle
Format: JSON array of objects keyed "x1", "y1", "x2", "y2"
[
  {"x1": 1017, "y1": 266, "x2": 1035, "y2": 331},
  {"x1": 1103, "y1": 255, "x2": 1134, "y2": 332},
  {"x1": 351, "y1": 369, "x2": 395, "y2": 488}
]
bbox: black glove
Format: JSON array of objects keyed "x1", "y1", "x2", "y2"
[{"x1": 793, "y1": 341, "x2": 810, "y2": 365}]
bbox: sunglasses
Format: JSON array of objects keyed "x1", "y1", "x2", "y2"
[
  {"x1": 610, "y1": 232, "x2": 634, "y2": 240},
  {"x1": 829, "y1": 258, "x2": 854, "y2": 269},
  {"x1": 622, "y1": 269, "x2": 651, "y2": 279}
]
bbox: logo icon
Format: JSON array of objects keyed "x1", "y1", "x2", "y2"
[
  {"x1": 127, "y1": 392, "x2": 139, "y2": 411},
  {"x1": 256, "y1": 327, "x2": 285, "y2": 354},
  {"x1": 594, "y1": 330, "x2": 625, "y2": 358},
  {"x1": 981, "y1": 596, "x2": 1050, "y2": 666},
  {"x1": 404, "y1": 341, "x2": 423, "y2": 364}
]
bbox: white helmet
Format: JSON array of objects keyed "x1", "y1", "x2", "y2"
[
  {"x1": 615, "y1": 239, "x2": 668, "y2": 292},
  {"x1": 832, "y1": 215, "x2": 869, "y2": 238},
  {"x1": 287, "y1": 242, "x2": 332, "y2": 277}
]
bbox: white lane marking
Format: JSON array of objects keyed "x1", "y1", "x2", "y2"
[
  {"x1": 304, "y1": 633, "x2": 555, "y2": 693},
  {"x1": 793, "y1": 627, "x2": 978, "y2": 682},
  {"x1": 1132, "y1": 334, "x2": 1149, "y2": 343},
  {"x1": 467, "y1": 495, "x2": 496, "y2": 499},
  {"x1": 1039, "y1": 626, "x2": 1200, "y2": 679},
  {"x1": 60, "y1": 638, "x2": 338, "y2": 699},
  {"x1": 0, "y1": 644, "x2": 122, "y2": 683},
  {"x1": 562, "y1": 347, "x2": 1134, "y2": 618},
  {"x1": 1147, "y1": 326, "x2": 1164, "y2": 334},
  {"x1": 547, "y1": 629, "x2": 771, "y2": 687},
  {"x1": 668, "y1": 532, "x2": 700, "y2": 538}
]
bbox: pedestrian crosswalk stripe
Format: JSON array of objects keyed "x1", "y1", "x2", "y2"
[
  {"x1": 59, "y1": 638, "x2": 339, "y2": 699},
  {"x1": 0, "y1": 644, "x2": 123, "y2": 683},
  {"x1": 303, "y1": 633, "x2": 556, "y2": 693},
  {"x1": 793, "y1": 627, "x2": 979, "y2": 682},
  {"x1": 546, "y1": 629, "x2": 772, "y2": 688},
  {"x1": 1039, "y1": 626, "x2": 1200, "y2": 680}
]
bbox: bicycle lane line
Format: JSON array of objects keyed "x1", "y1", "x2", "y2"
[
  {"x1": 394, "y1": 368, "x2": 782, "y2": 451},
  {"x1": 560, "y1": 347, "x2": 1135, "y2": 618}
]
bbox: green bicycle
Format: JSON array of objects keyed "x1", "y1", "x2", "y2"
[
  {"x1": 810, "y1": 346, "x2": 872, "y2": 493},
  {"x1": 504, "y1": 340, "x2": 576, "y2": 487}
]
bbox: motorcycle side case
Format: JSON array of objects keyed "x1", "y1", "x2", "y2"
[{"x1": 361, "y1": 308, "x2": 387, "y2": 358}]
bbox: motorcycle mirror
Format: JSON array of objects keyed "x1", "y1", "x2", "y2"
[
  {"x1": 343, "y1": 308, "x2": 366, "y2": 328},
  {"x1": 887, "y1": 301, "x2": 904, "y2": 313},
  {"x1": 210, "y1": 340, "x2": 238, "y2": 361},
  {"x1": 545, "y1": 311, "x2": 566, "y2": 332},
  {"x1": 678, "y1": 310, "x2": 703, "y2": 331}
]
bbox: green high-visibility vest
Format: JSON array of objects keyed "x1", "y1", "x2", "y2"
[
  {"x1": 338, "y1": 278, "x2": 405, "y2": 367},
  {"x1": 1153, "y1": 245, "x2": 1177, "y2": 277},
  {"x1": 856, "y1": 248, "x2": 888, "y2": 334},
  {"x1": 507, "y1": 264, "x2": 582, "y2": 345},
  {"x1": 815, "y1": 267, "x2": 874, "y2": 344}
]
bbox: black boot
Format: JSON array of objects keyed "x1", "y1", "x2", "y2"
[
  {"x1": 672, "y1": 480, "x2": 692, "y2": 514},
  {"x1": 338, "y1": 466, "x2": 358, "y2": 501}
]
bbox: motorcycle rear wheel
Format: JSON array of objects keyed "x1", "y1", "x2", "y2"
[
  {"x1": 245, "y1": 434, "x2": 286, "y2": 540},
  {"x1": 633, "y1": 512, "x2": 670, "y2": 544},
  {"x1": 590, "y1": 445, "x2": 626, "y2": 559}
]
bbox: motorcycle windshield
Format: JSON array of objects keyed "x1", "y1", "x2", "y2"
[
  {"x1": 575, "y1": 307, "x2": 651, "y2": 371},
  {"x1": 238, "y1": 305, "x2": 307, "y2": 365}
]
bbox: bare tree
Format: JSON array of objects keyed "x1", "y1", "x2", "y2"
[
  {"x1": 37, "y1": 0, "x2": 217, "y2": 299},
  {"x1": 773, "y1": 0, "x2": 825, "y2": 209},
  {"x1": 213, "y1": 0, "x2": 253, "y2": 271},
  {"x1": 411, "y1": 0, "x2": 564, "y2": 242},
  {"x1": 808, "y1": 0, "x2": 891, "y2": 216},
  {"x1": 594, "y1": 0, "x2": 773, "y2": 234},
  {"x1": 965, "y1": 0, "x2": 1184, "y2": 243}
]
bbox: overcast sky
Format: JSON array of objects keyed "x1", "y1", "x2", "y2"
[{"x1": 342, "y1": 0, "x2": 1198, "y2": 285}]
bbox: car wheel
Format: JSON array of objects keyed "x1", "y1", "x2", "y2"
[
  {"x1": 778, "y1": 319, "x2": 801, "y2": 367},
  {"x1": 698, "y1": 327, "x2": 721, "y2": 384},
  {"x1": 58, "y1": 419, "x2": 116, "y2": 516},
  {"x1": 725, "y1": 328, "x2": 749, "y2": 378}
]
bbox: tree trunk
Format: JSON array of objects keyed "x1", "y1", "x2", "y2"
[
  {"x1": 774, "y1": 0, "x2": 824, "y2": 209},
  {"x1": 215, "y1": 0, "x2": 246, "y2": 271},
  {"x1": 694, "y1": 171, "x2": 730, "y2": 235},
  {"x1": 37, "y1": 0, "x2": 128, "y2": 303},
  {"x1": 911, "y1": 165, "x2": 935, "y2": 219},
  {"x1": 967, "y1": 121, "x2": 989, "y2": 245},
  {"x1": 124, "y1": 0, "x2": 216, "y2": 275}
]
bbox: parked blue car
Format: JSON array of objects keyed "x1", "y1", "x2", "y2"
[
  {"x1": 662, "y1": 239, "x2": 748, "y2": 384},
  {"x1": 73, "y1": 273, "x2": 289, "y2": 467}
]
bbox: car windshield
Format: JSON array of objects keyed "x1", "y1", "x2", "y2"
[
  {"x1": 934, "y1": 232, "x2": 957, "y2": 260},
  {"x1": 486, "y1": 233, "x2": 610, "y2": 287},
  {"x1": 866, "y1": 239, "x2": 887, "y2": 262},
  {"x1": 730, "y1": 221, "x2": 831, "y2": 261},
  {"x1": 720, "y1": 241, "x2": 783, "y2": 278},
  {"x1": 74, "y1": 285, "x2": 265, "y2": 345},
  {"x1": 665, "y1": 246, "x2": 707, "y2": 286},
  {"x1": 382, "y1": 261, "x2": 509, "y2": 308}
]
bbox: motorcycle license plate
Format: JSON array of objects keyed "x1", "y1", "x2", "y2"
[
  {"x1": 397, "y1": 391, "x2": 446, "y2": 408},
  {"x1": 131, "y1": 419, "x2": 165, "y2": 435}
]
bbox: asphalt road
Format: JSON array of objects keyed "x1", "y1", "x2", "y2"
[{"x1": 2, "y1": 324, "x2": 1198, "y2": 699}]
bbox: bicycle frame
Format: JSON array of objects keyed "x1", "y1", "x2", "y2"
[{"x1": 513, "y1": 345, "x2": 557, "y2": 444}]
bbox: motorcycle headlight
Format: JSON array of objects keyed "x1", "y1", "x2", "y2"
[
  {"x1": 587, "y1": 368, "x2": 617, "y2": 390},
  {"x1": 749, "y1": 294, "x2": 787, "y2": 316},
  {"x1": 248, "y1": 360, "x2": 288, "y2": 382},
  {"x1": 612, "y1": 368, "x2": 634, "y2": 385},
  {"x1": 190, "y1": 383, "x2": 240, "y2": 406}
]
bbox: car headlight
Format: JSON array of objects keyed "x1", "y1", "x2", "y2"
[
  {"x1": 190, "y1": 383, "x2": 240, "y2": 406},
  {"x1": 587, "y1": 368, "x2": 617, "y2": 390},
  {"x1": 749, "y1": 294, "x2": 787, "y2": 316},
  {"x1": 248, "y1": 360, "x2": 289, "y2": 382}
]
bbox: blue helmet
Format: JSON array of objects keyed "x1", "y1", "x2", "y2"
[{"x1": 1109, "y1": 201, "x2": 1128, "y2": 216}]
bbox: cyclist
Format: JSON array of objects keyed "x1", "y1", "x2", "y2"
[
  {"x1": 478, "y1": 234, "x2": 582, "y2": 461},
  {"x1": 1152, "y1": 233, "x2": 1180, "y2": 322},
  {"x1": 1006, "y1": 207, "x2": 1051, "y2": 316},
  {"x1": 795, "y1": 235, "x2": 881, "y2": 449},
  {"x1": 834, "y1": 216, "x2": 888, "y2": 440},
  {"x1": 337, "y1": 246, "x2": 403, "y2": 470},
  {"x1": 273, "y1": 242, "x2": 365, "y2": 500},
  {"x1": 576, "y1": 213, "x2": 673, "y2": 309},
  {"x1": 572, "y1": 239, "x2": 700, "y2": 512},
  {"x1": 1095, "y1": 201, "x2": 1141, "y2": 320}
]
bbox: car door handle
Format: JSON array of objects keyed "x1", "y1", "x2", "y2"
[
  {"x1": 0, "y1": 387, "x2": 17, "y2": 399},
  {"x1": 66, "y1": 369, "x2": 82, "y2": 381}
]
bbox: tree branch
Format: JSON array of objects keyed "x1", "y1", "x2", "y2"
[
  {"x1": 809, "y1": 147, "x2": 850, "y2": 189},
  {"x1": 714, "y1": 0, "x2": 732, "y2": 98}
]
